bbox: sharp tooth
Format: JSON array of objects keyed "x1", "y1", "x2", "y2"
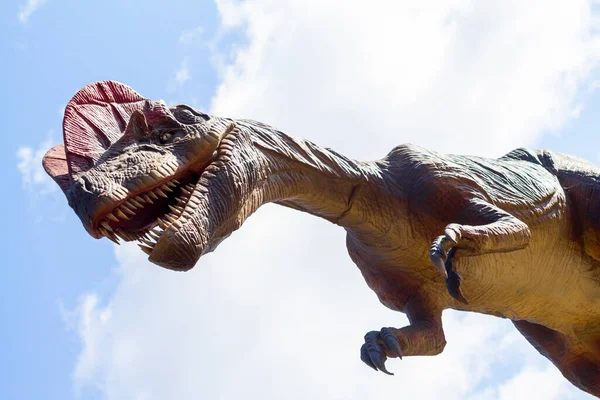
[
  {"x1": 143, "y1": 194, "x2": 154, "y2": 203},
  {"x1": 106, "y1": 212, "x2": 119, "y2": 222},
  {"x1": 149, "y1": 191, "x2": 159, "y2": 200},
  {"x1": 100, "y1": 221, "x2": 113, "y2": 231},
  {"x1": 161, "y1": 184, "x2": 173, "y2": 193},
  {"x1": 121, "y1": 205, "x2": 136, "y2": 215},
  {"x1": 130, "y1": 198, "x2": 144, "y2": 208},
  {"x1": 124, "y1": 200, "x2": 138, "y2": 209},
  {"x1": 168, "y1": 205, "x2": 181, "y2": 214},
  {"x1": 99, "y1": 226, "x2": 108, "y2": 236},
  {"x1": 141, "y1": 238, "x2": 156, "y2": 247},
  {"x1": 115, "y1": 230, "x2": 129, "y2": 240},
  {"x1": 138, "y1": 245, "x2": 153, "y2": 255},
  {"x1": 180, "y1": 188, "x2": 192, "y2": 196},
  {"x1": 141, "y1": 176, "x2": 155, "y2": 187},
  {"x1": 149, "y1": 230, "x2": 161, "y2": 240},
  {"x1": 105, "y1": 231, "x2": 120, "y2": 245},
  {"x1": 158, "y1": 166, "x2": 170, "y2": 176},
  {"x1": 115, "y1": 187, "x2": 128, "y2": 198},
  {"x1": 135, "y1": 196, "x2": 146, "y2": 204},
  {"x1": 154, "y1": 188, "x2": 168, "y2": 198},
  {"x1": 166, "y1": 214, "x2": 178, "y2": 223},
  {"x1": 186, "y1": 184, "x2": 195, "y2": 190},
  {"x1": 115, "y1": 209, "x2": 129, "y2": 220},
  {"x1": 167, "y1": 181, "x2": 177, "y2": 187},
  {"x1": 157, "y1": 218, "x2": 169, "y2": 229},
  {"x1": 149, "y1": 170, "x2": 163, "y2": 181}
]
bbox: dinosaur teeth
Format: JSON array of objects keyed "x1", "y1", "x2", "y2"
[
  {"x1": 149, "y1": 170, "x2": 163, "y2": 181},
  {"x1": 100, "y1": 221, "x2": 113, "y2": 231},
  {"x1": 115, "y1": 209, "x2": 129, "y2": 220},
  {"x1": 154, "y1": 188, "x2": 169, "y2": 198},
  {"x1": 149, "y1": 191, "x2": 159, "y2": 200},
  {"x1": 161, "y1": 184, "x2": 173, "y2": 193},
  {"x1": 130, "y1": 198, "x2": 144, "y2": 208},
  {"x1": 141, "y1": 176, "x2": 155, "y2": 187},
  {"x1": 157, "y1": 218, "x2": 169, "y2": 230},
  {"x1": 140, "y1": 237, "x2": 156, "y2": 247},
  {"x1": 124, "y1": 200, "x2": 138, "y2": 209},
  {"x1": 138, "y1": 244, "x2": 153, "y2": 255},
  {"x1": 106, "y1": 212, "x2": 119, "y2": 222},
  {"x1": 142, "y1": 194, "x2": 154, "y2": 204},
  {"x1": 120, "y1": 205, "x2": 136, "y2": 216},
  {"x1": 102, "y1": 229, "x2": 120, "y2": 245},
  {"x1": 115, "y1": 230, "x2": 130, "y2": 240}
]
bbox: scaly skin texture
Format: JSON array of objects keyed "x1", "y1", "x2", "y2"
[{"x1": 44, "y1": 82, "x2": 600, "y2": 397}]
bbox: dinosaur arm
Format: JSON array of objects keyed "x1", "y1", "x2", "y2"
[
  {"x1": 361, "y1": 299, "x2": 446, "y2": 374},
  {"x1": 430, "y1": 200, "x2": 531, "y2": 277}
]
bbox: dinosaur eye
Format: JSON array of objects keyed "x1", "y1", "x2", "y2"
[{"x1": 158, "y1": 132, "x2": 172, "y2": 144}]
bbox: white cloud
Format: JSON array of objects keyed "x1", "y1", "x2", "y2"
[
  {"x1": 17, "y1": 135, "x2": 57, "y2": 195},
  {"x1": 69, "y1": 1, "x2": 600, "y2": 399},
  {"x1": 178, "y1": 26, "x2": 204, "y2": 47},
  {"x1": 18, "y1": 0, "x2": 47, "y2": 23},
  {"x1": 168, "y1": 59, "x2": 191, "y2": 92}
]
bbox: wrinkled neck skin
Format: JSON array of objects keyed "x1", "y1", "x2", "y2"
[
  {"x1": 233, "y1": 121, "x2": 390, "y2": 236},
  {"x1": 149, "y1": 119, "x2": 399, "y2": 269}
]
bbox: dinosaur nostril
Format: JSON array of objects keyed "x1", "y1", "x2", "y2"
[{"x1": 81, "y1": 175, "x2": 94, "y2": 193}]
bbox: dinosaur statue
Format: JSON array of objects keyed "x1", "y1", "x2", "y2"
[{"x1": 43, "y1": 81, "x2": 600, "y2": 396}]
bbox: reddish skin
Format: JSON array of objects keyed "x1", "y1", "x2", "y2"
[{"x1": 44, "y1": 81, "x2": 600, "y2": 397}]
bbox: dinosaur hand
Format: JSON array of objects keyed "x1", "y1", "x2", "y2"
[
  {"x1": 430, "y1": 225, "x2": 469, "y2": 304},
  {"x1": 360, "y1": 328, "x2": 403, "y2": 375},
  {"x1": 429, "y1": 225, "x2": 461, "y2": 279}
]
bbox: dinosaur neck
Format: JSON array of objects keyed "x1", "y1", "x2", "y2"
[{"x1": 243, "y1": 121, "x2": 383, "y2": 229}]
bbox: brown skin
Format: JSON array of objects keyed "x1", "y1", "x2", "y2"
[{"x1": 44, "y1": 82, "x2": 600, "y2": 397}]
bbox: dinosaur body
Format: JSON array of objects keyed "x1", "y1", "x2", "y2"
[{"x1": 43, "y1": 81, "x2": 600, "y2": 396}]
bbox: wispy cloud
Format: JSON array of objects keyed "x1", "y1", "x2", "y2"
[
  {"x1": 16, "y1": 135, "x2": 57, "y2": 195},
  {"x1": 178, "y1": 26, "x2": 204, "y2": 47},
  {"x1": 167, "y1": 59, "x2": 191, "y2": 92},
  {"x1": 18, "y1": 0, "x2": 48, "y2": 23}
]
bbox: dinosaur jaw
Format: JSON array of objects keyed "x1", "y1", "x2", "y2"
[{"x1": 88, "y1": 122, "x2": 238, "y2": 270}]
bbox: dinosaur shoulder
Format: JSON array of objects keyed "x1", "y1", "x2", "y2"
[
  {"x1": 383, "y1": 145, "x2": 562, "y2": 208},
  {"x1": 499, "y1": 147, "x2": 544, "y2": 165}
]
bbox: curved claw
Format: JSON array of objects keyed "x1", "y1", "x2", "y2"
[
  {"x1": 369, "y1": 350, "x2": 393, "y2": 375},
  {"x1": 380, "y1": 328, "x2": 403, "y2": 359},
  {"x1": 360, "y1": 344, "x2": 377, "y2": 371},
  {"x1": 446, "y1": 270, "x2": 469, "y2": 304},
  {"x1": 445, "y1": 248, "x2": 469, "y2": 304},
  {"x1": 431, "y1": 254, "x2": 449, "y2": 279},
  {"x1": 363, "y1": 331, "x2": 394, "y2": 375}
]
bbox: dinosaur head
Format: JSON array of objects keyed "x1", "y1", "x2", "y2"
[{"x1": 43, "y1": 81, "x2": 250, "y2": 270}]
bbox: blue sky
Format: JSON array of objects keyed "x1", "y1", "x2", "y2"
[
  {"x1": 3, "y1": 1, "x2": 600, "y2": 399},
  {"x1": 3, "y1": 1, "x2": 223, "y2": 398}
]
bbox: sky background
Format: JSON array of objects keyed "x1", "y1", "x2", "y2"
[{"x1": 3, "y1": 0, "x2": 600, "y2": 399}]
